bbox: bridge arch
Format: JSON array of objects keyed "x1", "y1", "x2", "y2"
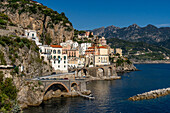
[
  {"x1": 71, "y1": 82, "x2": 79, "y2": 91},
  {"x1": 77, "y1": 68, "x2": 89, "y2": 77},
  {"x1": 108, "y1": 67, "x2": 113, "y2": 76},
  {"x1": 44, "y1": 82, "x2": 69, "y2": 95},
  {"x1": 97, "y1": 67, "x2": 105, "y2": 77}
]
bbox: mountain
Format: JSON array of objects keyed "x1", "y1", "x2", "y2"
[
  {"x1": 107, "y1": 38, "x2": 170, "y2": 60},
  {"x1": 0, "y1": 0, "x2": 74, "y2": 44},
  {"x1": 158, "y1": 39, "x2": 170, "y2": 49},
  {"x1": 91, "y1": 24, "x2": 170, "y2": 44}
]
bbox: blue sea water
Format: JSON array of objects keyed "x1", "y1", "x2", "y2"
[{"x1": 24, "y1": 64, "x2": 170, "y2": 113}]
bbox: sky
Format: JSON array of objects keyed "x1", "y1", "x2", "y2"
[{"x1": 35, "y1": 0, "x2": 170, "y2": 30}]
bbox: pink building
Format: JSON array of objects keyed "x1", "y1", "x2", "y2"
[
  {"x1": 62, "y1": 46, "x2": 79, "y2": 58},
  {"x1": 85, "y1": 46, "x2": 107, "y2": 55},
  {"x1": 67, "y1": 50, "x2": 79, "y2": 57}
]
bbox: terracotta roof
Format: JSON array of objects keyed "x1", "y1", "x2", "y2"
[
  {"x1": 88, "y1": 46, "x2": 95, "y2": 49},
  {"x1": 98, "y1": 46, "x2": 107, "y2": 49},
  {"x1": 50, "y1": 45, "x2": 62, "y2": 48},
  {"x1": 88, "y1": 46, "x2": 107, "y2": 49},
  {"x1": 85, "y1": 50, "x2": 95, "y2": 52}
]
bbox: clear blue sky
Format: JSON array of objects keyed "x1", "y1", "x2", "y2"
[{"x1": 35, "y1": 0, "x2": 170, "y2": 30}]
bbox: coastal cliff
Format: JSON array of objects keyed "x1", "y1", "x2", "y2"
[
  {"x1": 0, "y1": 0, "x2": 74, "y2": 44},
  {"x1": 116, "y1": 62, "x2": 138, "y2": 73},
  {"x1": 0, "y1": 36, "x2": 52, "y2": 111}
]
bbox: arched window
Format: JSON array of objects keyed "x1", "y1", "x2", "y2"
[
  {"x1": 54, "y1": 56, "x2": 56, "y2": 59},
  {"x1": 58, "y1": 50, "x2": 61, "y2": 54},
  {"x1": 64, "y1": 56, "x2": 66, "y2": 60},
  {"x1": 58, "y1": 56, "x2": 61, "y2": 60},
  {"x1": 53, "y1": 50, "x2": 56, "y2": 54}
]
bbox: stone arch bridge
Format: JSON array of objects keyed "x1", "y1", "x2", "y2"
[
  {"x1": 37, "y1": 79, "x2": 87, "y2": 95},
  {"x1": 76, "y1": 65, "x2": 117, "y2": 78}
]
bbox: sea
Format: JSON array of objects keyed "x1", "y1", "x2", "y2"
[{"x1": 24, "y1": 64, "x2": 170, "y2": 113}]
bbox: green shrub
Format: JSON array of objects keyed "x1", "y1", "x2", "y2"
[
  {"x1": 0, "y1": 71, "x2": 4, "y2": 82},
  {"x1": 116, "y1": 59, "x2": 124, "y2": 66},
  {"x1": 0, "y1": 50, "x2": 6, "y2": 65},
  {"x1": 19, "y1": 41, "x2": 24, "y2": 48},
  {"x1": 38, "y1": 81, "x2": 42, "y2": 85},
  {"x1": 0, "y1": 19, "x2": 7, "y2": 25},
  {"x1": 14, "y1": 66, "x2": 19, "y2": 74},
  {"x1": 0, "y1": 40, "x2": 5, "y2": 46}
]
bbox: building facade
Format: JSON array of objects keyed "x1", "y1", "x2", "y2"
[
  {"x1": 79, "y1": 43, "x2": 92, "y2": 55},
  {"x1": 39, "y1": 45, "x2": 68, "y2": 72},
  {"x1": 24, "y1": 30, "x2": 42, "y2": 46}
]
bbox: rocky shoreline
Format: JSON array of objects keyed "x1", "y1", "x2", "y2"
[
  {"x1": 116, "y1": 63, "x2": 138, "y2": 73},
  {"x1": 133, "y1": 60, "x2": 170, "y2": 64},
  {"x1": 128, "y1": 88, "x2": 170, "y2": 101}
]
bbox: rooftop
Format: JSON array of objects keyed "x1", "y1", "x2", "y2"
[{"x1": 50, "y1": 45, "x2": 62, "y2": 48}]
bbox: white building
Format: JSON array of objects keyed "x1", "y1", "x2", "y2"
[
  {"x1": 39, "y1": 45, "x2": 68, "y2": 72},
  {"x1": 25, "y1": 30, "x2": 42, "y2": 46},
  {"x1": 72, "y1": 42, "x2": 79, "y2": 49},
  {"x1": 39, "y1": 45, "x2": 51, "y2": 61},
  {"x1": 50, "y1": 45, "x2": 68, "y2": 72},
  {"x1": 60, "y1": 40, "x2": 73, "y2": 47},
  {"x1": 79, "y1": 43, "x2": 92, "y2": 55}
]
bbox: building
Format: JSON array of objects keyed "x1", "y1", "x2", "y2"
[
  {"x1": 39, "y1": 45, "x2": 68, "y2": 72},
  {"x1": 72, "y1": 42, "x2": 79, "y2": 49},
  {"x1": 116, "y1": 48, "x2": 123, "y2": 56},
  {"x1": 99, "y1": 37, "x2": 107, "y2": 45},
  {"x1": 79, "y1": 43, "x2": 92, "y2": 55},
  {"x1": 50, "y1": 45, "x2": 68, "y2": 72},
  {"x1": 68, "y1": 58, "x2": 79, "y2": 68},
  {"x1": 85, "y1": 46, "x2": 109, "y2": 66},
  {"x1": 67, "y1": 50, "x2": 79, "y2": 58},
  {"x1": 39, "y1": 45, "x2": 51, "y2": 61},
  {"x1": 24, "y1": 30, "x2": 42, "y2": 46},
  {"x1": 94, "y1": 46, "x2": 109, "y2": 66}
]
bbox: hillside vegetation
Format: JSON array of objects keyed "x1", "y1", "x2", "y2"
[
  {"x1": 0, "y1": 0, "x2": 74, "y2": 44},
  {"x1": 107, "y1": 38, "x2": 170, "y2": 60}
]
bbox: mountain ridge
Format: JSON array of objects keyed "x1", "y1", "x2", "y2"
[{"x1": 90, "y1": 24, "x2": 170, "y2": 44}]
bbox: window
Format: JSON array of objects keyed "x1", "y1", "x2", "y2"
[
  {"x1": 54, "y1": 61, "x2": 56, "y2": 64},
  {"x1": 40, "y1": 49, "x2": 42, "y2": 53},
  {"x1": 64, "y1": 65, "x2": 66, "y2": 68},
  {"x1": 99, "y1": 57, "x2": 100, "y2": 59},
  {"x1": 53, "y1": 50, "x2": 56, "y2": 54},
  {"x1": 58, "y1": 56, "x2": 61, "y2": 60},
  {"x1": 64, "y1": 61, "x2": 66, "y2": 64},
  {"x1": 58, "y1": 50, "x2": 61, "y2": 54},
  {"x1": 32, "y1": 34, "x2": 34, "y2": 37},
  {"x1": 58, "y1": 60, "x2": 60, "y2": 64},
  {"x1": 27, "y1": 33, "x2": 29, "y2": 36},
  {"x1": 64, "y1": 56, "x2": 66, "y2": 60},
  {"x1": 58, "y1": 65, "x2": 60, "y2": 68},
  {"x1": 54, "y1": 56, "x2": 56, "y2": 59}
]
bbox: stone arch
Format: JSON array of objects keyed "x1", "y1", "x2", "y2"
[
  {"x1": 97, "y1": 67, "x2": 105, "y2": 77},
  {"x1": 108, "y1": 67, "x2": 113, "y2": 76},
  {"x1": 77, "y1": 69, "x2": 82, "y2": 77},
  {"x1": 77, "y1": 68, "x2": 88, "y2": 77},
  {"x1": 83, "y1": 69, "x2": 88, "y2": 76},
  {"x1": 71, "y1": 82, "x2": 79, "y2": 91},
  {"x1": 44, "y1": 82, "x2": 69, "y2": 95}
]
